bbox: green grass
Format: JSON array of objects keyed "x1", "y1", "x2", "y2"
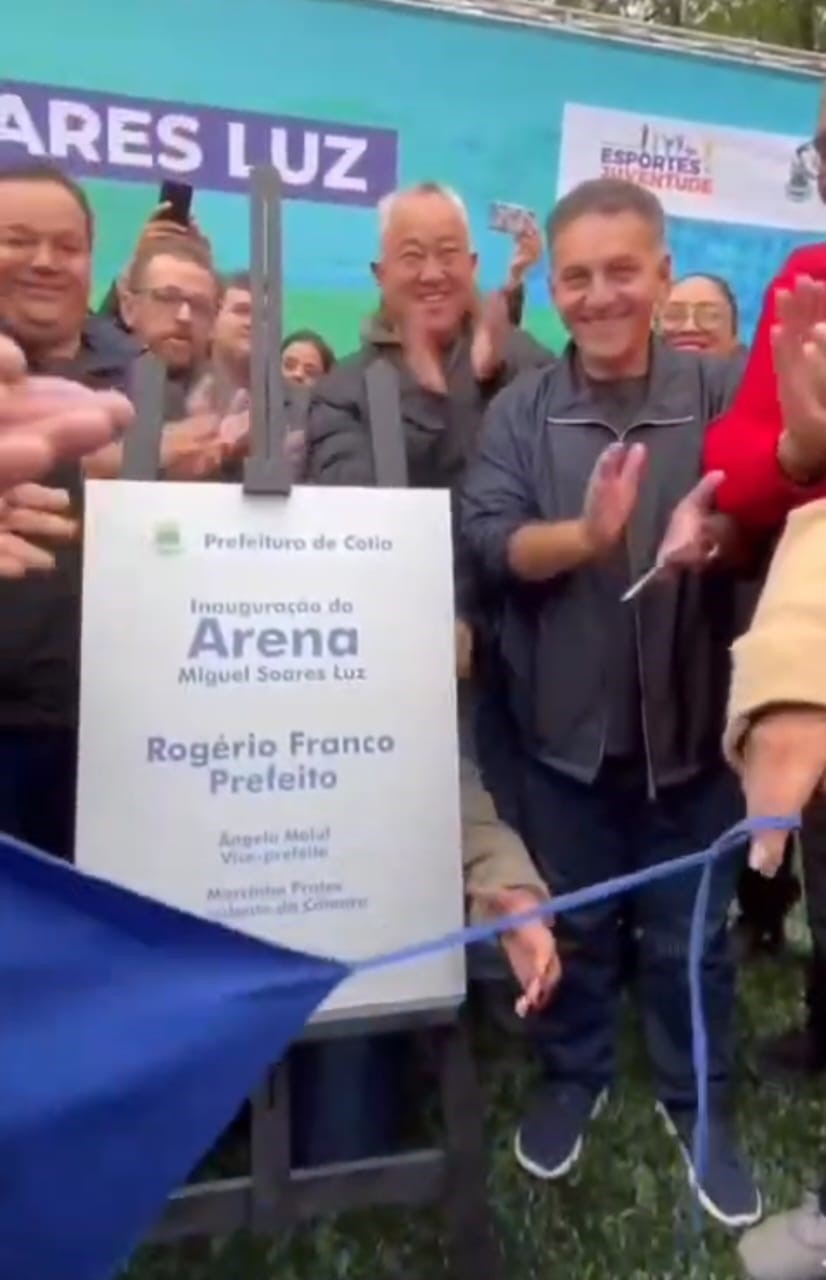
[{"x1": 125, "y1": 947, "x2": 823, "y2": 1280}]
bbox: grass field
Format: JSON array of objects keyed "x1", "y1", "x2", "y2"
[{"x1": 127, "y1": 944, "x2": 825, "y2": 1280}]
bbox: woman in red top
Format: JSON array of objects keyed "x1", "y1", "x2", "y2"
[
  {"x1": 705, "y1": 248, "x2": 826, "y2": 529},
  {"x1": 705, "y1": 107, "x2": 826, "y2": 527}
]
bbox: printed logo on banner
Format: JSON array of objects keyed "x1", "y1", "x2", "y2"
[
  {"x1": 785, "y1": 145, "x2": 816, "y2": 204},
  {"x1": 152, "y1": 521, "x2": 184, "y2": 556},
  {"x1": 600, "y1": 122, "x2": 714, "y2": 197},
  {"x1": 0, "y1": 79, "x2": 398, "y2": 207},
  {"x1": 559, "y1": 103, "x2": 826, "y2": 243}
]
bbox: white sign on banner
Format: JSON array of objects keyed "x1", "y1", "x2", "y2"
[
  {"x1": 558, "y1": 102, "x2": 823, "y2": 233},
  {"x1": 75, "y1": 481, "x2": 466, "y2": 1020}
]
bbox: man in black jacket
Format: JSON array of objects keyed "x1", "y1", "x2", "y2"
[
  {"x1": 0, "y1": 164, "x2": 235, "y2": 859},
  {"x1": 305, "y1": 181, "x2": 550, "y2": 493},
  {"x1": 462, "y1": 178, "x2": 754, "y2": 1227},
  {"x1": 0, "y1": 164, "x2": 139, "y2": 862},
  {"x1": 306, "y1": 181, "x2": 551, "y2": 823},
  {"x1": 296, "y1": 181, "x2": 553, "y2": 1166}
]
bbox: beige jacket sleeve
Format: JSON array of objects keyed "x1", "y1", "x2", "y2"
[
  {"x1": 725, "y1": 499, "x2": 826, "y2": 767},
  {"x1": 460, "y1": 756, "x2": 549, "y2": 918}
]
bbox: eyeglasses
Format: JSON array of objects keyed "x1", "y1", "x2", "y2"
[
  {"x1": 660, "y1": 301, "x2": 728, "y2": 332},
  {"x1": 133, "y1": 287, "x2": 215, "y2": 321}
]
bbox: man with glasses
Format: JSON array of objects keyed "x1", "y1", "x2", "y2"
[{"x1": 120, "y1": 238, "x2": 218, "y2": 420}]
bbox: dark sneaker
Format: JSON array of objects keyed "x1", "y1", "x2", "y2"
[
  {"x1": 738, "y1": 1194, "x2": 826, "y2": 1279},
  {"x1": 756, "y1": 1026, "x2": 826, "y2": 1086},
  {"x1": 515, "y1": 1083, "x2": 607, "y2": 1180},
  {"x1": 656, "y1": 1103, "x2": 761, "y2": 1228}
]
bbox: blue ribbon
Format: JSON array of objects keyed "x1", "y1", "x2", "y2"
[{"x1": 354, "y1": 813, "x2": 798, "y2": 1213}]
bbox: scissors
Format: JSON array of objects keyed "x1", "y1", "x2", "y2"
[
  {"x1": 621, "y1": 563, "x2": 661, "y2": 604},
  {"x1": 621, "y1": 543, "x2": 720, "y2": 603}
]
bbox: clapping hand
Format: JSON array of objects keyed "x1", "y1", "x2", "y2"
[
  {"x1": 0, "y1": 336, "x2": 132, "y2": 492},
  {"x1": 0, "y1": 484, "x2": 77, "y2": 579},
  {"x1": 582, "y1": 441, "x2": 647, "y2": 556},
  {"x1": 161, "y1": 388, "x2": 251, "y2": 481},
  {"x1": 400, "y1": 310, "x2": 447, "y2": 395},
  {"x1": 772, "y1": 276, "x2": 826, "y2": 481},
  {"x1": 470, "y1": 290, "x2": 511, "y2": 383}
]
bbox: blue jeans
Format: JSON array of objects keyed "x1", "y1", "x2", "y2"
[{"x1": 520, "y1": 758, "x2": 744, "y2": 1111}]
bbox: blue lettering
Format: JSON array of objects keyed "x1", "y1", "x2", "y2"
[
  {"x1": 289, "y1": 730, "x2": 395, "y2": 757},
  {"x1": 187, "y1": 615, "x2": 358, "y2": 661},
  {"x1": 188, "y1": 618, "x2": 229, "y2": 658},
  {"x1": 208, "y1": 763, "x2": 338, "y2": 794}
]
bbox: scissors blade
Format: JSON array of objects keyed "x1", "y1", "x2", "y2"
[{"x1": 621, "y1": 563, "x2": 661, "y2": 604}]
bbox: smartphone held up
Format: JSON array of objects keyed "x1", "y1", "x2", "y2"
[
  {"x1": 155, "y1": 180, "x2": 194, "y2": 226},
  {"x1": 489, "y1": 201, "x2": 538, "y2": 237}
]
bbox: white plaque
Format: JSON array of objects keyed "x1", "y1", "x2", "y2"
[{"x1": 76, "y1": 481, "x2": 466, "y2": 1020}]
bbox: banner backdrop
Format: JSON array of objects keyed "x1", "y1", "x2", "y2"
[
  {"x1": 1, "y1": 0, "x2": 823, "y2": 351},
  {"x1": 559, "y1": 103, "x2": 826, "y2": 233}
]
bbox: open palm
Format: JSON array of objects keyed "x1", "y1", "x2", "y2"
[
  {"x1": 0, "y1": 336, "x2": 132, "y2": 491},
  {"x1": 583, "y1": 442, "x2": 647, "y2": 554},
  {"x1": 772, "y1": 277, "x2": 826, "y2": 472}
]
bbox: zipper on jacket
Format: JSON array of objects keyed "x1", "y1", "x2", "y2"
[
  {"x1": 551, "y1": 419, "x2": 621, "y2": 773},
  {"x1": 544, "y1": 413, "x2": 692, "y2": 793},
  {"x1": 622, "y1": 415, "x2": 691, "y2": 799},
  {"x1": 545, "y1": 416, "x2": 693, "y2": 430},
  {"x1": 626, "y1": 417, "x2": 693, "y2": 431},
  {"x1": 628, "y1": 567, "x2": 657, "y2": 800},
  {"x1": 546, "y1": 416, "x2": 616, "y2": 429}
]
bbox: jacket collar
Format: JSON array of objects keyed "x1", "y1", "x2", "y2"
[
  {"x1": 0, "y1": 314, "x2": 140, "y2": 379},
  {"x1": 362, "y1": 308, "x2": 475, "y2": 354},
  {"x1": 362, "y1": 310, "x2": 400, "y2": 347},
  {"x1": 78, "y1": 314, "x2": 141, "y2": 375},
  {"x1": 547, "y1": 337, "x2": 695, "y2": 423}
]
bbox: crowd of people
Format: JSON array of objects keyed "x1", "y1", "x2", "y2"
[{"x1": 4, "y1": 85, "x2": 826, "y2": 1280}]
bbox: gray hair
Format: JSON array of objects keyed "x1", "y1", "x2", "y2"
[
  {"x1": 377, "y1": 181, "x2": 471, "y2": 242},
  {"x1": 548, "y1": 178, "x2": 666, "y2": 247}
]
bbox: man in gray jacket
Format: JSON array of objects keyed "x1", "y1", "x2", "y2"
[{"x1": 462, "y1": 177, "x2": 753, "y2": 1227}]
